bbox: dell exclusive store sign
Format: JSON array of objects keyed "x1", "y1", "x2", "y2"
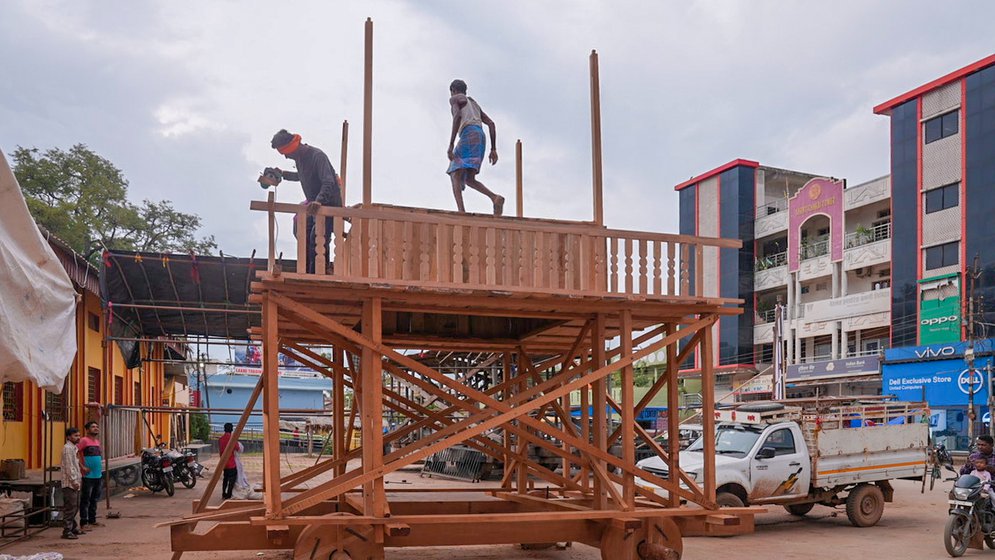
[{"x1": 883, "y1": 340, "x2": 994, "y2": 450}]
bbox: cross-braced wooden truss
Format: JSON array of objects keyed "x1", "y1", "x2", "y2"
[{"x1": 167, "y1": 270, "x2": 758, "y2": 560}]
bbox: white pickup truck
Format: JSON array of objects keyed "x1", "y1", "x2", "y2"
[{"x1": 636, "y1": 400, "x2": 929, "y2": 527}]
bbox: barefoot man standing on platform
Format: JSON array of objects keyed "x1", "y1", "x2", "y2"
[{"x1": 447, "y1": 79, "x2": 504, "y2": 215}]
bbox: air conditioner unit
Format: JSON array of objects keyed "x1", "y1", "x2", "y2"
[{"x1": 854, "y1": 267, "x2": 868, "y2": 277}]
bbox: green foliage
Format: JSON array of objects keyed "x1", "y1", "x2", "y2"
[
  {"x1": 13, "y1": 144, "x2": 216, "y2": 263},
  {"x1": 190, "y1": 413, "x2": 211, "y2": 442}
]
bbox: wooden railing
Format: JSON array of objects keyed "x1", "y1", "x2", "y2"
[{"x1": 250, "y1": 198, "x2": 741, "y2": 299}]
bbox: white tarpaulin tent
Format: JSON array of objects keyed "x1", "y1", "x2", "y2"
[{"x1": 0, "y1": 148, "x2": 77, "y2": 392}]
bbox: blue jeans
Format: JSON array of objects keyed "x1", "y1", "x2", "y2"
[{"x1": 79, "y1": 477, "x2": 102, "y2": 525}]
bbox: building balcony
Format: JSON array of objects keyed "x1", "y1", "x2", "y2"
[
  {"x1": 755, "y1": 252, "x2": 788, "y2": 291},
  {"x1": 799, "y1": 288, "x2": 891, "y2": 326},
  {"x1": 843, "y1": 224, "x2": 891, "y2": 272},
  {"x1": 755, "y1": 202, "x2": 788, "y2": 238},
  {"x1": 844, "y1": 175, "x2": 889, "y2": 211}
]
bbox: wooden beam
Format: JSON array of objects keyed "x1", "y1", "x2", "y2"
[
  {"x1": 262, "y1": 294, "x2": 282, "y2": 515},
  {"x1": 620, "y1": 309, "x2": 635, "y2": 510},
  {"x1": 591, "y1": 314, "x2": 607, "y2": 509},
  {"x1": 665, "y1": 323, "x2": 681, "y2": 508},
  {"x1": 363, "y1": 18, "x2": 373, "y2": 205},
  {"x1": 361, "y1": 298, "x2": 386, "y2": 525},
  {"x1": 589, "y1": 50, "x2": 604, "y2": 226},
  {"x1": 340, "y1": 121, "x2": 349, "y2": 204},
  {"x1": 701, "y1": 316, "x2": 716, "y2": 503},
  {"x1": 515, "y1": 139, "x2": 523, "y2": 218}
]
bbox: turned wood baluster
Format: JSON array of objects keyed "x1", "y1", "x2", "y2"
[
  {"x1": 594, "y1": 236, "x2": 606, "y2": 292},
  {"x1": 653, "y1": 240, "x2": 662, "y2": 295},
  {"x1": 296, "y1": 210, "x2": 308, "y2": 273},
  {"x1": 453, "y1": 226, "x2": 464, "y2": 283},
  {"x1": 468, "y1": 225, "x2": 481, "y2": 285},
  {"x1": 367, "y1": 218, "x2": 379, "y2": 278},
  {"x1": 533, "y1": 230, "x2": 544, "y2": 288},
  {"x1": 563, "y1": 234, "x2": 575, "y2": 290},
  {"x1": 484, "y1": 227, "x2": 497, "y2": 285},
  {"x1": 680, "y1": 243, "x2": 690, "y2": 295},
  {"x1": 419, "y1": 222, "x2": 431, "y2": 281},
  {"x1": 401, "y1": 221, "x2": 413, "y2": 280},
  {"x1": 546, "y1": 232, "x2": 557, "y2": 290},
  {"x1": 609, "y1": 237, "x2": 619, "y2": 293},
  {"x1": 667, "y1": 241, "x2": 676, "y2": 295},
  {"x1": 624, "y1": 238, "x2": 634, "y2": 294},
  {"x1": 638, "y1": 238, "x2": 648, "y2": 295},
  {"x1": 384, "y1": 220, "x2": 397, "y2": 280},
  {"x1": 332, "y1": 213, "x2": 345, "y2": 277},
  {"x1": 313, "y1": 214, "x2": 327, "y2": 275},
  {"x1": 695, "y1": 245, "x2": 704, "y2": 298}
]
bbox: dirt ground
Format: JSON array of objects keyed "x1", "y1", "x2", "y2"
[{"x1": 0, "y1": 454, "x2": 963, "y2": 560}]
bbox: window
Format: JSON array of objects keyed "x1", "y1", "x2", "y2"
[
  {"x1": 87, "y1": 312, "x2": 101, "y2": 332},
  {"x1": 45, "y1": 382, "x2": 68, "y2": 422},
  {"x1": 925, "y1": 183, "x2": 960, "y2": 213},
  {"x1": 2, "y1": 382, "x2": 24, "y2": 421},
  {"x1": 134, "y1": 383, "x2": 142, "y2": 406},
  {"x1": 925, "y1": 241, "x2": 960, "y2": 270},
  {"x1": 924, "y1": 109, "x2": 959, "y2": 143},
  {"x1": 114, "y1": 376, "x2": 124, "y2": 405},
  {"x1": 761, "y1": 428, "x2": 796, "y2": 456},
  {"x1": 87, "y1": 367, "x2": 101, "y2": 403}
]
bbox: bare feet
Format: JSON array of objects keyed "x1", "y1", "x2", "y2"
[{"x1": 493, "y1": 195, "x2": 505, "y2": 216}]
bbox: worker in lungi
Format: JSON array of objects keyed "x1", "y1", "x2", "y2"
[{"x1": 447, "y1": 79, "x2": 505, "y2": 216}]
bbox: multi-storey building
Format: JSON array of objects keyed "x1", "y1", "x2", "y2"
[
  {"x1": 876, "y1": 54, "x2": 995, "y2": 449},
  {"x1": 676, "y1": 161, "x2": 892, "y2": 399}
]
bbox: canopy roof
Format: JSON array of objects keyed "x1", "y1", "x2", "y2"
[{"x1": 100, "y1": 250, "x2": 270, "y2": 340}]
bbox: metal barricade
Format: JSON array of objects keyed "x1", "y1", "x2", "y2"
[{"x1": 421, "y1": 445, "x2": 488, "y2": 483}]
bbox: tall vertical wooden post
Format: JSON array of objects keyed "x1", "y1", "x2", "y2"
[
  {"x1": 333, "y1": 347, "x2": 346, "y2": 477},
  {"x1": 339, "y1": 121, "x2": 349, "y2": 204},
  {"x1": 589, "y1": 50, "x2": 604, "y2": 226},
  {"x1": 363, "y1": 18, "x2": 373, "y2": 206},
  {"x1": 515, "y1": 352, "x2": 528, "y2": 494},
  {"x1": 501, "y1": 352, "x2": 513, "y2": 489},
  {"x1": 620, "y1": 309, "x2": 635, "y2": 510},
  {"x1": 262, "y1": 295, "x2": 282, "y2": 515},
  {"x1": 515, "y1": 139, "x2": 523, "y2": 218},
  {"x1": 591, "y1": 313, "x2": 607, "y2": 509},
  {"x1": 701, "y1": 317, "x2": 716, "y2": 503},
  {"x1": 361, "y1": 298, "x2": 385, "y2": 521},
  {"x1": 665, "y1": 323, "x2": 681, "y2": 508},
  {"x1": 580, "y1": 380, "x2": 590, "y2": 489}
]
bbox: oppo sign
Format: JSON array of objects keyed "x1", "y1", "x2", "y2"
[{"x1": 920, "y1": 315, "x2": 958, "y2": 327}]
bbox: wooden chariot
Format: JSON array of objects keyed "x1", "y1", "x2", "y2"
[{"x1": 166, "y1": 19, "x2": 755, "y2": 560}]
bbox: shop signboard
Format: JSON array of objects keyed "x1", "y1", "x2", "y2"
[
  {"x1": 787, "y1": 356, "x2": 879, "y2": 381},
  {"x1": 882, "y1": 356, "x2": 992, "y2": 406},
  {"x1": 787, "y1": 178, "x2": 844, "y2": 272},
  {"x1": 918, "y1": 274, "x2": 962, "y2": 345},
  {"x1": 738, "y1": 374, "x2": 773, "y2": 394}
]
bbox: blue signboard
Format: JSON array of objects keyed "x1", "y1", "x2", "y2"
[
  {"x1": 884, "y1": 340, "x2": 994, "y2": 363},
  {"x1": 882, "y1": 356, "x2": 993, "y2": 406}
]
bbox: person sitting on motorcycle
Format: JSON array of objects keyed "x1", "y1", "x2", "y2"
[{"x1": 961, "y1": 435, "x2": 995, "y2": 475}]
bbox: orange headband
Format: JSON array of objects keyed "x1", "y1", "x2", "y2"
[{"x1": 277, "y1": 134, "x2": 302, "y2": 155}]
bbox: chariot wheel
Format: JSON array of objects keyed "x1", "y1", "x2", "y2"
[
  {"x1": 293, "y1": 522, "x2": 380, "y2": 560},
  {"x1": 600, "y1": 517, "x2": 682, "y2": 560}
]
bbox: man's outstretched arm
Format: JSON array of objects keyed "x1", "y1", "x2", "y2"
[{"x1": 481, "y1": 110, "x2": 498, "y2": 165}]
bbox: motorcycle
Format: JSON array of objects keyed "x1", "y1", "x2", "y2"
[
  {"x1": 166, "y1": 448, "x2": 204, "y2": 489},
  {"x1": 944, "y1": 473, "x2": 995, "y2": 556},
  {"x1": 140, "y1": 447, "x2": 175, "y2": 497}
]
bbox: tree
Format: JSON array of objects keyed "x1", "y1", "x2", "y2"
[{"x1": 13, "y1": 144, "x2": 216, "y2": 263}]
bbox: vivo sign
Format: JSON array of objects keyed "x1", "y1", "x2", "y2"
[{"x1": 914, "y1": 346, "x2": 957, "y2": 359}]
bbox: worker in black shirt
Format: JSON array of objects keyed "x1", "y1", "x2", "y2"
[{"x1": 270, "y1": 129, "x2": 343, "y2": 273}]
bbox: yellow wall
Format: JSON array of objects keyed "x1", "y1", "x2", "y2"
[{"x1": 0, "y1": 289, "x2": 173, "y2": 469}]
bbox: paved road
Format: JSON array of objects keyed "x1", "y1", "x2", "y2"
[{"x1": 1, "y1": 456, "x2": 962, "y2": 560}]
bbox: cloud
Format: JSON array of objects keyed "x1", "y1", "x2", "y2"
[{"x1": 1, "y1": 0, "x2": 993, "y2": 259}]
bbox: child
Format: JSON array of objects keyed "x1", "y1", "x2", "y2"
[{"x1": 970, "y1": 456, "x2": 994, "y2": 507}]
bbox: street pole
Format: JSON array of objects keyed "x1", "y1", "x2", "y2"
[
  {"x1": 988, "y1": 362, "x2": 994, "y2": 440},
  {"x1": 773, "y1": 299, "x2": 785, "y2": 400},
  {"x1": 967, "y1": 255, "x2": 981, "y2": 441}
]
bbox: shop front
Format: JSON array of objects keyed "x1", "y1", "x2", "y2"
[{"x1": 882, "y1": 340, "x2": 994, "y2": 451}]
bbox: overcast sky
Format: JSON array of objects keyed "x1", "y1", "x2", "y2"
[{"x1": 2, "y1": 1, "x2": 992, "y2": 258}]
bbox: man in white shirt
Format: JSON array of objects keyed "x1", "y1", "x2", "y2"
[{"x1": 61, "y1": 427, "x2": 84, "y2": 539}]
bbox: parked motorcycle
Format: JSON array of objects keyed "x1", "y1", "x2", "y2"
[
  {"x1": 944, "y1": 473, "x2": 995, "y2": 556},
  {"x1": 166, "y1": 448, "x2": 203, "y2": 489},
  {"x1": 140, "y1": 447, "x2": 175, "y2": 497}
]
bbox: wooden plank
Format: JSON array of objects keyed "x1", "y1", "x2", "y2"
[
  {"x1": 266, "y1": 191, "x2": 276, "y2": 272},
  {"x1": 620, "y1": 309, "x2": 635, "y2": 510},
  {"x1": 362, "y1": 17, "x2": 373, "y2": 205},
  {"x1": 314, "y1": 213, "x2": 327, "y2": 275},
  {"x1": 468, "y1": 225, "x2": 481, "y2": 285},
  {"x1": 368, "y1": 218, "x2": 380, "y2": 278},
  {"x1": 533, "y1": 230, "x2": 544, "y2": 288},
  {"x1": 590, "y1": 50, "x2": 604, "y2": 226},
  {"x1": 515, "y1": 139, "x2": 524, "y2": 217},
  {"x1": 665, "y1": 324, "x2": 680, "y2": 508},
  {"x1": 680, "y1": 243, "x2": 690, "y2": 295},
  {"x1": 485, "y1": 227, "x2": 497, "y2": 285},
  {"x1": 436, "y1": 222, "x2": 451, "y2": 283},
  {"x1": 591, "y1": 314, "x2": 607, "y2": 509},
  {"x1": 452, "y1": 224, "x2": 464, "y2": 283},
  {"x1": 695, "y1": 244, "x2": 704, "y2": 298},
  {"x1": 296, "y1": 210, "x2": 308, "y2": 273},
  {"x1": 333, "y1": 212, "x2": 345, "y2": 277},
  {"x1": 701, "y1": 316, "x2": 716, "y2": 503},
  {"x1": 402, "y1": 220, "x2": 414, "y2": 280},
  {"x1": 262, "y1": 295, "x2": 282, "y2": 515},
  {"x1": 361, "y1": 298, "x2": 385, "y2": 519}
]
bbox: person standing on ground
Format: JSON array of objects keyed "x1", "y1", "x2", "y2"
[
  {"x1": 218, "y1": 422, "x2": 240, "y2": 500},
  {"x1": 269, "y1": 129, "x2": 343, "y2": 274},
  {"x1": 447, "y1": 79, "x2": 504, "y2": 216},
  {"x1": 77, "y1": 421, "x2": 103, "y2": 529},
  {"x1": 61, "y1": 427, "x2": 84, "y2": 539}
]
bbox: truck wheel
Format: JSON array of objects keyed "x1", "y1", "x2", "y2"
[
  {"x1": 845, "y1": 484, "x2": 884, "y2": 527},
  {"x1": 716, "y1": 492, "x2": 745, "y2": 508},
  {"x1": 784, "y1": 503, "x2": 815, "y2": 516}
]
